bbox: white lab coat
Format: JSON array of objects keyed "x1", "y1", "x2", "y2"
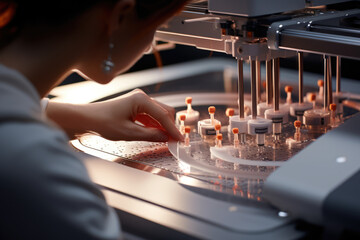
[{"x1": 0, "y1": 64, "x2": 122, "y2": 240}]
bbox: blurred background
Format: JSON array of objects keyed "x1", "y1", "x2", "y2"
[{"x1": 63, "y1": 44, "x2": 360, "y2": 85}]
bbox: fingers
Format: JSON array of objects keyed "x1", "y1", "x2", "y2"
[
  {"x1": 132, "y1": 90, "x2": 183, "y2": 141},
  {"x1": 140, "y1": 101, "x2": 183, "y2": 141},
  {"x1": 134, "y1": 113, "x2": 164, "y2": 130},
  {"x1": 123, "y1": 122, "x2": 170, "y2": 142},
  {"x1": 151, "y1": 98, "x2": 175, "y2": 122}
]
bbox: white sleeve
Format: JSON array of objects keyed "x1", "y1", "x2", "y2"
[
  {"x1": 40, "y1": 97, "x2": 50, "y2": 112},
  {"x1": 0, "y1": 122, "x2": 122, "y2": 240}
]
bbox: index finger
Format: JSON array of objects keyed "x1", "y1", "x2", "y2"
[
  {"x1": 138, "y1": 98, "x2": 183, "y2": 141},
  {"x1": 151, "y1": 98, "x2": 175, "y2": 122}
]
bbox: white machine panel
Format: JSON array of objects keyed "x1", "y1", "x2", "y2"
[
  {"x1": 309, "y1": 0, "x2": 354, "y2": 6},
  {"x1": 208, "y1": 0, "x2": 305, "y2": 17},
  {"x1": 208, "y1": 0, "x2": 356, "y2": 17}
]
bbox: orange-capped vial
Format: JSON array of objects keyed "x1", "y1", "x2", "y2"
[
  {"x1": 294, "y1": 120, "x2": 301, "y2": 141},
  {"x1": 216, "y1": 134, "x2": 223, "y2": 148},
  {"x1": 185, "y1": 97, "x2": 194, "y2": 114},
  {"x1": 215, "y1": 123, "x2": 221, "y2": 137},
  {"x1": 318, "y1": 80, "x2": 324, "y2": 100},
  {"x1": 308, "y1": 93, "x2": 316, "y2": 102},
  {"x1": 233, "y1": 128, "x2": 239, "y2": 148},
  {"x1": 208, "y1": 106, "x2": 216, "y2": 125},
  {"x1": 208, "y1": 106, "x2": 216, "y2": 114},
  {"x1": 179, "y1": 115, "x2": 186, "y2": 134},
  {"x1": 285, "y1": 86, "x2": 293, "y2": 104},
  {"x1": 329, "y1": 104, "x2": 338, "y2": 127},
  {"x1": 317, "y1": 79, "x2": 324, "y2": 87},
  {"x1": 330, "y1": 103, "x2": 337, "y2": 111},
  {"x1": 185, "y1": 97, "x2": 192, "y2": 105},
  {"x1": 184, "y1": 126, "x2": 191, "y2": 147},
  {"x1": 179, "y1": 115, "x2": 186, "y2": 121},
  {"x1": 294, "y1": 120, "x2": 302, "y2": 129},
  {"x1": 232, "y1": 128, "x2": 239, "y2": 134},
  {"x1": 226, "y1": 108, "x2": 235, "y2": 117},
  {"x1": 285, "y1": 86, "x2": 293, "y2": 93},
  {"x1": 308, "y1": 93, "x2": 316, "y2": 109}
]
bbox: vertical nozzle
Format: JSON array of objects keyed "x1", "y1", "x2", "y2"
[
  {"x1": 298, "y1": 52, "x2": 304, "y2": 104},
  {"x1": 294, "y1": 120, "x2": 301, "y2": 142},
  {"x1": 327, "y1": 56, "x2": 333, "y2": 106},
  {"x1": 256, "y1": 60, "x2": 262, "y2": 103},
  {"x1": 266, "y1": 60, "x2": 273, "y2": 106},
  {"x1": 323, "y1": 56, "x2": 329, "y2": 111},
  {"x1": 250, "y1": 59, "x2": 257, "y2": 119},
  {"x1": 336, "y1": 56, "x2": 341, "y2": 93},
  {"x1": 273, "y1": 58, "x2": 280, "y2": 111},
  {"x1": 238, "y1": 59, "x2": 245, "y2": 119}
]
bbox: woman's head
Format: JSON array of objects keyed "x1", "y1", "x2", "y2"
[{"x1": 0, "y1": 0, "x2": 188, "y2": 84}]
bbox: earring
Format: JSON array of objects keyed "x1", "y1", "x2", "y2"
[{"x1": 102, "y1": 42, "x2": 115, "y2": 74}]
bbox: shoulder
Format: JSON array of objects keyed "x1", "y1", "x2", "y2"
[
  {"x1": 0, "y1": 119, "x2": 97, "y2": 201},
  {"x1": 0, "y1": 121, "x2": 121, "y2": 239},
  {"x1": 0, "y1": 120, "x2": 71, "y2": 167}
]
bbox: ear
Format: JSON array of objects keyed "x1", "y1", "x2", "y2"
[{"x1": 107, "y1": 0, "x2": 135, "y2": 37}]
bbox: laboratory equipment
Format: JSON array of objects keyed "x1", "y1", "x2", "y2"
[{"x1": 56, "y1": 1, "x2": 360, "y2": 238}]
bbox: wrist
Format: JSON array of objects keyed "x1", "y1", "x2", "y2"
[{"x1": 46, "y1": 102, "x2": 96, "y2": 139}]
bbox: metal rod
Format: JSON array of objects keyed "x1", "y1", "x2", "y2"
[
  {"x1": 271, "y1": 28, "x2": 360, "y2": 59},
  {"x1": 298, "y1": 52, "x2": 304, "y2": 104},
  {"x1": 250, "y1": 60, "x2": 257, "y2": 119},
  {"x1": 273, "y1": 58, "x2": 280, "y2": 111},
  {"x1": 237, "y1": 59, "x2": 245, "y2": 119},
  {"x1": 336, "y1": 56, "x2": 341, "y2": 93},
  {"x1": 323, "y1": 55, "x2": 329, "y2": 111},
  {"x1": 256, "y1": 60, "x2": 262, "y2": 104},
  {"x1": 266, "y1": 60, "x2": 273, "y2": 105},
  {"x1": 328, "y1": 56, "x2": 333, "y2": 105}
]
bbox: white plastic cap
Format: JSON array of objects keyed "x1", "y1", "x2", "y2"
[
  {"x1": 176, "y1": 110, "x2": 200, "y2": 125},
  {"x1": 198, "y1": 119, "x2": 221, "y2": 136},
  {"x1": 248, "y1": 118, "x2": 272, "y2": 135},
  {"x1": 229, "y1": 115, "x2": 249, "y2": 133},
  {"x1": 290, "y1": 102, "x2": 313, "y2": 117},
  {"x1": 257, "y1": 102, "x2": 272, "y2": 117},
  {"x1": 264, "y1": 109, "x2": 289, "y2": 124},
  {"x1": 303, "y1": 109, "x2": 330, "y2": 126}
]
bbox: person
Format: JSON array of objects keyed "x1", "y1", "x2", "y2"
[{"x1": 0, "y1": 0, "x2": 187, "y2": 239}]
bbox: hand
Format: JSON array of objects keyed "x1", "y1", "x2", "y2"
[
  {"x1": 46, "y1": 89, "x2": 183, "y2": 142},
  {"x1": 88, "y1": 89, "x2": 183, "y2": 142}
]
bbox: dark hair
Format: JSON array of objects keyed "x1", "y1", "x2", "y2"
[{"x1": 0, "y1": 0, "x2": 188, "y2": 48}]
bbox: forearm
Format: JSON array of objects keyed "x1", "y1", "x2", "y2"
[
  {"x1": 44, "y1": 90, "x2": 183, "y2": 142},
  {"x1": 46, "y1": 102, "x2": 96, "y2": 140}
]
